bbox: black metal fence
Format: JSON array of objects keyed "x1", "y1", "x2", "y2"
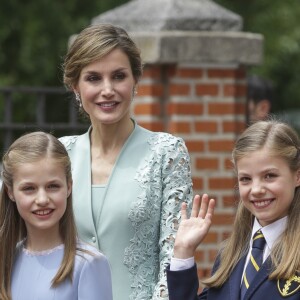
[{"x1": 0, "y1": 86, "x2": 89, "y2": 155}]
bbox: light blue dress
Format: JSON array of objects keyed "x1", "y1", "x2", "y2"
[
  {"x1": 11, "y1": 240, "x2": 113, "y2": 300},
  {"x1": 59, "y1": 121, "x2": 193, "y2": 300}
]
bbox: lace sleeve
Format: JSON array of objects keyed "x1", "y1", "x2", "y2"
[
  {"x1": 58, "y1": 135, "x2": 78, "y2": 150},
  {"x1": 152, "y1": 137, "x2": 193, "y2": 299}
]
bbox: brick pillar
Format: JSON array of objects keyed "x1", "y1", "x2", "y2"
[
  {"x1": 132, "y1": 62, "x2": 249, "y2": 276},
  {"x1": 92, "y1": 0, "x2": 264, "y2": 283}
]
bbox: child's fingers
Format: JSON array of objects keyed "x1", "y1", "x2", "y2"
[
  {"x1": 198, "y1": 194, "x2": 209, "y2": 219},
  {"x1": 181, "y1": 202, "x2": 188, "y2": 220},
  {"x1": 190, "y1": 195, "x2": 201, "y2": 218},
  {"x1": 205, "y1": 198, "x2": 216, "y2": 221}
]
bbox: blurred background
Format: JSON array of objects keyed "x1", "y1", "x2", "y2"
[
  {"x1": 0, "y1": 0, "x2": 300, "y2": 147},
  {"x1": 1, "y1": 0, "x2": 299, "y2": 281}
]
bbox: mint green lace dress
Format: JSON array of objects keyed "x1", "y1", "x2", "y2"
[{"x1": 59, "y1": 122, "x2": 193, "y2": 300}]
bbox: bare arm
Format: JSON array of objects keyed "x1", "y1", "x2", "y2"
[{"x1": 174, "y1": 194, "x2": 215, "y2": 259}]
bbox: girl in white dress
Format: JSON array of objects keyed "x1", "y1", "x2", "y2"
[{"x1": 0, "y1": 132, "x2": 113, "y2": 300}]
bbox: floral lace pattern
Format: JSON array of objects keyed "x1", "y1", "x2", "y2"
[
  {"x1": 59, "y1": 135, "x2": 78, "y2": 151},
  {"x1": 59, "y1": 131, "x2": 193, "y2": 300},
  {"x1": 125, "y1": 132, "x2": 193, "y2": 300}
]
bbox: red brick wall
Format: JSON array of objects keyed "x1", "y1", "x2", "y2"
[{"x1": 133, "y1": 63, "x2": 247, "y2": 277}]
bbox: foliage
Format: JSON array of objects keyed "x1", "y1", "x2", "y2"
[
  {"x1": 215, "y1": 0, "x2": 300, "y2": 113},
  {"x1": 1, "y1": 0, "x2": 300, "y2": 115},
  {"x1": 0, "y1": 0, "x2": 128, "y2": 130},
  {"x1": 0, "y1": 0, "x2": 128, "y2": 86}
]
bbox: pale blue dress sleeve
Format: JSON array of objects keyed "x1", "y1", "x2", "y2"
[
  {"x1": 77, "y1": 250, "x2": 113, "y2": 300},
  {"x1": 11, "y1": 241, "x2": 113, "y2": 300}
]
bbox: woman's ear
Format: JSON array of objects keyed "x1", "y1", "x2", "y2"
[{"x1": 72, "y1": 84, "x2": 79, "y2": 94}]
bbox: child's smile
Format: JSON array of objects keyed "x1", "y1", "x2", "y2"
[
  {"x1": 237, "y1": 147, "x2": 300, "y2": 226},
  {"x1": 8, "y1": 157, "x2": 71, "y2": 246}
]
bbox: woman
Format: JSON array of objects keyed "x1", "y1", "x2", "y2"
[{"x1": 59, "y1": 24, "x2": 193, "y2": 300}]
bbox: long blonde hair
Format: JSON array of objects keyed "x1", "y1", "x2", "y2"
[
  {"x1": 204, "y1": 120, "x2": 300, "y2": 287},
  {"x1": 0, "y1": 132, "x2": 77, "y2": 300}
]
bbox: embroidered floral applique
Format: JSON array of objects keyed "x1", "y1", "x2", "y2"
[
  {"x1": 59, "y1": 131, "x2": 193, "y2": 300},
  {"x1": 124, "y1": 132, "x2": 193, "y2": 300},
  {"x1": 59, "y1": 135, "x2": 78, "y2": 150}
]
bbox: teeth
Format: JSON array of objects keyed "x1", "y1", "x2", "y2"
[
  {"x1": 99, "y1": 102, "x2": 116, "y2": 107},
  {"x1": 35, "y1": 210, "x2": 52, "y2": 216},
  {"x1": 253, "y1": 200, "x2": 271, "y2": 207}
]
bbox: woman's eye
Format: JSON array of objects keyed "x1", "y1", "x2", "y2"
[
  {"x1": 86, "y1": 75, "x2": 100, "y2": 82},
  {"x1": 114, "y1": 72, "x2": 126, "y2": 80}
]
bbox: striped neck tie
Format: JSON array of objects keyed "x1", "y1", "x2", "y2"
[{"x1": 240, "y1": 230, "x2": 266, "y2": 299}]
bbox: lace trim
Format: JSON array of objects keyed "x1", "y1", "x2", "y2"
[
  {"x1": 124, "y1": 132, "x2": 193, "y2": 300},
  {"x1": 58, "y1": 135, "x2": 78, "y2": 150},
  {"x1": 59, "y1": 132, "x2": 193, "y2": 299},
  {"x1": 22, "y1": 244, "x2": 64, "y2": 256}
]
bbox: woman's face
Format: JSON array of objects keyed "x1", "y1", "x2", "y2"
[
  {"x1": 237, "y1": 148, "x2": 300, "y2": 226},
  {"x1": 75, "y1": 48, "x2": 136, "y2": 126}
]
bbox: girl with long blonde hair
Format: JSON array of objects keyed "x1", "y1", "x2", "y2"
[
  {"x1": 167, "y1": 120, "x2": 300, "y2": 300},
  {"x1": 0, "y1": 132, "x2": 112, "y2": 300}
]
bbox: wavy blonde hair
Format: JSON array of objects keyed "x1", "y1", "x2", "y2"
[
  {"x1": 203, "y1": 120, "x2": 300, "y2": 287},
  {"x1": 63, "y1": 23, "x2": 143, "y2": 88}
]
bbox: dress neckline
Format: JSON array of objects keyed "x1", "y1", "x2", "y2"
[{"x1": 22, "y1": 242, "x2": 64, "y2": 256}]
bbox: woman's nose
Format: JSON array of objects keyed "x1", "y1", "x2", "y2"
[{"x1": 101, "y1": 80, "x2": 115, "y2": 97}]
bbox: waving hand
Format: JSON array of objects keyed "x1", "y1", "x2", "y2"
[{"x1": 174, "y1": 194, "x2": 215, "y2": 259}]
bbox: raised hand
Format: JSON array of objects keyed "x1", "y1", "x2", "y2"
[{"x1": 174, "y1": 194, "x2": 215, "y2": 259}]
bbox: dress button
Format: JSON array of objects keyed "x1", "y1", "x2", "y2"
[{"x1": 92, "y1": 237, "x2": 96, "y2": 243}]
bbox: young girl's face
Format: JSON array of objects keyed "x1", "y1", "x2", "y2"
[
  {"x1": 7, "y1": 157, "x2": 71, "y2": 237},
  {"x1": 237, "y1": 148, "x2": 300, "y2": 227}
]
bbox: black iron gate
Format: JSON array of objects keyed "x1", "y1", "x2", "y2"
[{"x1": 0, "y1": 86, "x2": 89, "y2": 154}]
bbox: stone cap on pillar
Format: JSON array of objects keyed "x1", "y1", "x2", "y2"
[
  {"x1": 90, "y1": 0, "x2": 263, "y2": 66},
  {"x1": 92, "y1": 0, "x2": 243, "y2": 32}
]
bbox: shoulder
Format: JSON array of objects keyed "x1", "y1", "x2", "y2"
[
  {"x1": 137, "y1": 125, "x2": 186, "y2": 152},
  {"x1": 152, "y1": 131, "x2": 184, "y2": 145},
  {"x1": 58, "y1": 135, "x2": 80, "y2": 149},
  {"x1": 59, "y1": 130, "x2": 90, "y2": 151},
  {"x1": 151, "y1": 132, "x2": 188, "y2": 158},
  {"x1": 75, "y1": 240, "x2": 108, "y2": 264},
  {"x1": 74, "y1": 241, "x2": 111, "y2": 276},
  {"x1": 73, "y1": 241, "x2": 112, "y2": 292}
]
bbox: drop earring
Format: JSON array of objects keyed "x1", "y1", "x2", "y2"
[
  {"x1": 75, "y1": 92, "x2": 82, "y2": 108},
  {"x1": 132, "y1": 87, "x2": 137, "y2": 101}
]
